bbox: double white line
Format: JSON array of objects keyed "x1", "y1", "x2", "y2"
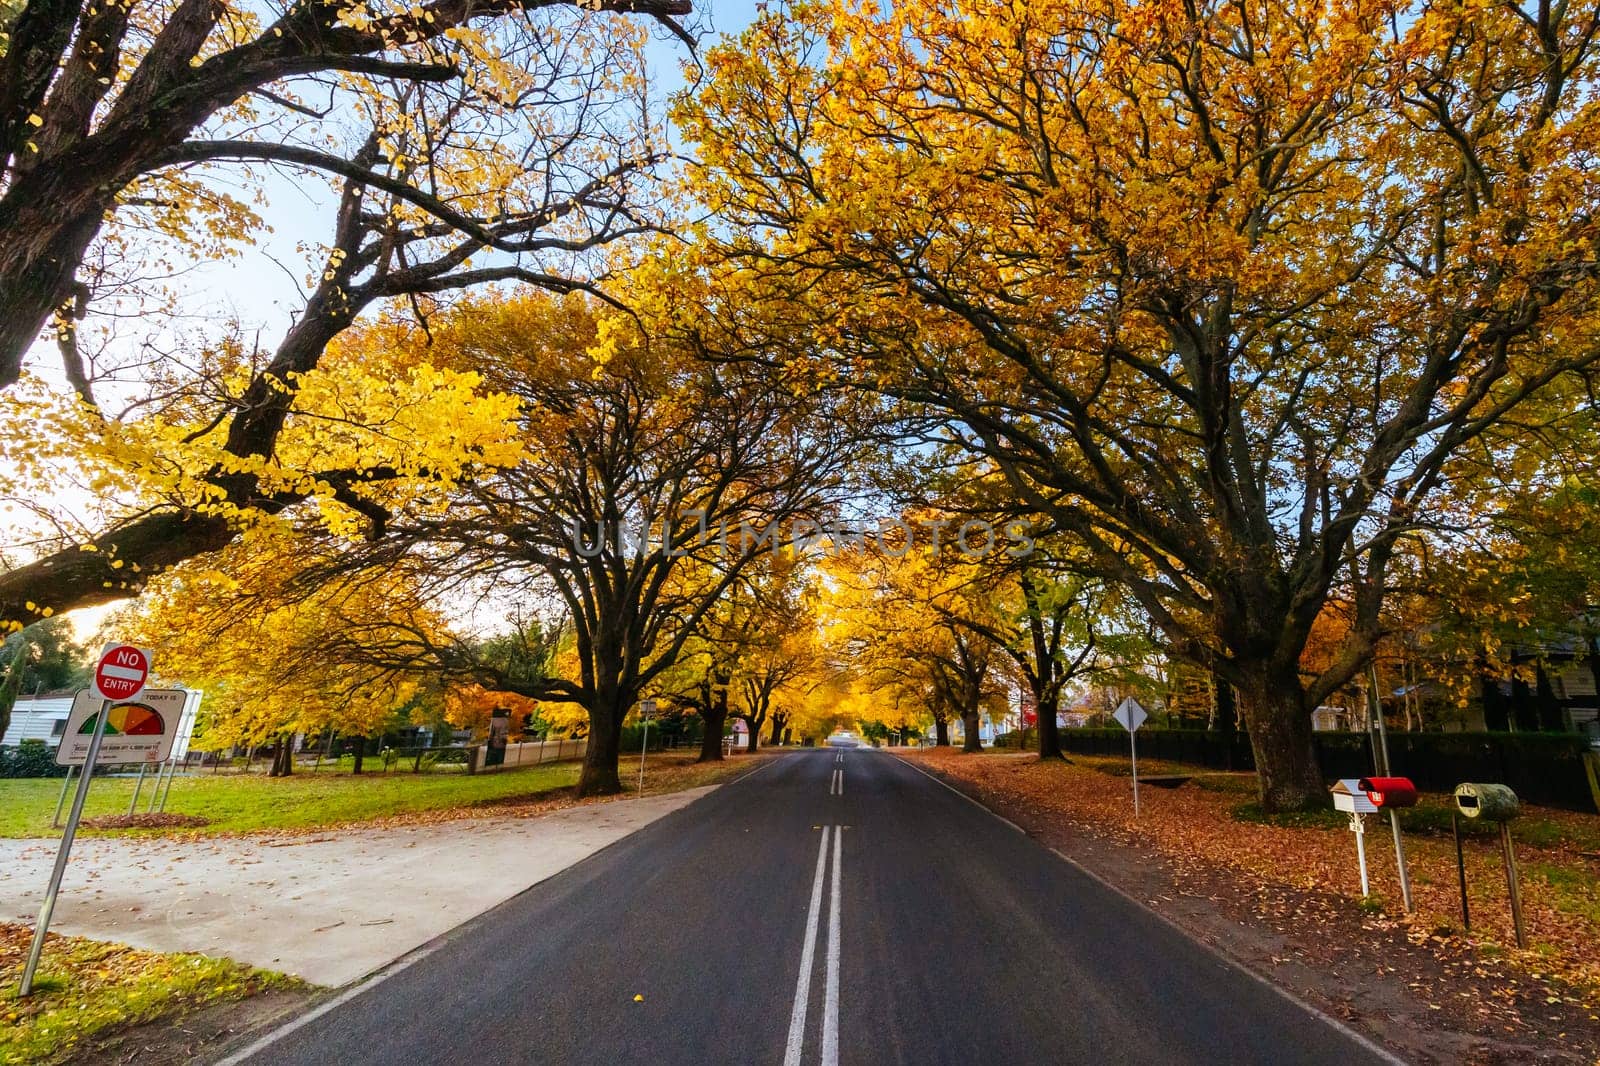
[
  {"x1": 784, "y1": 826, "x2": 843, "y2": 1066},
  {"x1": 829, "y1": 768, "x2": 844, "y2": 796}
]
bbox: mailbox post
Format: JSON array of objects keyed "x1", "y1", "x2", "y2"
[
  {"x1": 1330, "y1": 780, "x2": 1379, "y2": 896},
  {"x1": 1360, "y1": 776, "x2": 1418, "y2": 914},
  {"x1": 1454, "y1": 783, "x2": 1525, "y2": 948}
]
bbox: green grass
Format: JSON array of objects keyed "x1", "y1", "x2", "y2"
[
  {"x1": 1231, "y1": 801, "x2": 1349, "y2": 829},
  {"x1": 1529, "y1": 861, "x2": 1600, "y2": 925},
  {"x1": 2, "y1": 924, "x2": 301, "y2": 1065},
  {"x1": 0, "y1": 761, "x2": 584, "y2": 838}
]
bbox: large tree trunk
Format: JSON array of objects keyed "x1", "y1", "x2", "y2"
[
  {"x1": 744, "y1": 714, "x2": 762, "y2": 753},
  {"x1": 1234, "y1": 662, "x2": 1323, "y2": 811},
  {"x1": 768, "y1": 714, "x2": 787, "y2": 747},
  {"x1": 1035, "y1": 689, "x2": 1065, "y2": 760},
  {"x1": 933, "y1": 716, "x2": 950, "y2": 746},
  {"x1": 960, "y1": 710, "x2": 982, "y2": 753},
  {"x1": 698, "y1": 688, "x2": 729, "y2": 762},
  {"x1": 351, "y1": 738, "x2": 365, "y2": 775},
  {"x1": 579, "y1": 698, "x2": 625, "y2": 796}
]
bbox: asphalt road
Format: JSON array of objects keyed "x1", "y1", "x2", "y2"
[{"x1": 225, "y1": 750, "x2": 1400, "y2": 1066}]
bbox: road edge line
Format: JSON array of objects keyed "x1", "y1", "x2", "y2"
[
  {"x1": 896, "y1": 755, "x2": 1026, "y2": 833},
  {"x1": 894, "y1": 753, "x2": 1405, "y2": 1066},
  {"x1": 210, "y1": 940, "x2": 446, "y2": 1066},
  {"x1": 900, "y1": 754, "x2": 1404, "y2": 1066},
  {"x1": 1047, "y1": 847, "x2": 1408, "y2": 1066}
]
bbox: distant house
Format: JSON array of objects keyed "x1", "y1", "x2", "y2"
[
  {"x1": 1, "y1": 691, "x2": 77, "y2": 747},
  {"x1": 1311, "y1": 705, "x2": 1356, "y2": 732},
  {"x1": 1475, "y1": 636, "x2": 1600, "y2": 744}
]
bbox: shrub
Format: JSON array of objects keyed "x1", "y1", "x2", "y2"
[{"x1": 0, "y1": 740, "x2": 67, "y2": 778}]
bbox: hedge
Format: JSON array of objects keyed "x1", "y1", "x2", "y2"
[
  {"x1": 1054, "y1": 727, "x2": 1599, "y2": 813},
  {"x1": 0, "y1": 740, "x2": 68, "y2": 778}
]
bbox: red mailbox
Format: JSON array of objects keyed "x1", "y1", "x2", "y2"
[{"x1": 1359, "y1": 776, "x2": 1418, "y2": 809}]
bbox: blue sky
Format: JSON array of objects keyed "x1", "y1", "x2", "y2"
[{"x1": 169, "y1": 1, "x2": 764, "y2": 349}]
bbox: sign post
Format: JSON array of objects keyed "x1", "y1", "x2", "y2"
[
  {"x1": 18, "y1": 644, "x2": 151, "y2": 997},
  {"x1": 636, "y1": 698, "x2": 657, "y2": 797},
  {"x1": 1113, "y1": 697, "x2": 1147, "y2": 816},
  {"x1": 1331, "y1": 780, "x2": 1380, "y2": 896}
]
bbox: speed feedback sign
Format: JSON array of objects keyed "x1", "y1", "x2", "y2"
[{"x1": 94, "y1": 643, "x2": 150, "y2": 702}]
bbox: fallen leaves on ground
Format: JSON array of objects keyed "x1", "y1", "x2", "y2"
[{"x1": 78, "y1": 813, "x2": 211, "y2": 830}]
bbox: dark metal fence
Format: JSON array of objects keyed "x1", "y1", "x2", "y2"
[{"x1": 1055, "y1": 727, "x2": 1600, "y2": 812}]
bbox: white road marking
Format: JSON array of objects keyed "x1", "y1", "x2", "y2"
[
  {"x1": 821, "y1": 826, "x2": 842, "y2": 1066},
  {"x1": 897, "y1": 755, "x2": 1025, "y2": 833},
  {"x1": 212, "y1": 939, "x2": 446, "y2": 1065},
  {"x1": 783, "y1": 826, "x2": 832, "y2": 1066}
]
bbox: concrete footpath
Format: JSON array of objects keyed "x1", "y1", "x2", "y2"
[{"x1": 0, "y1": 786, "x2": 718, "y2": 986}]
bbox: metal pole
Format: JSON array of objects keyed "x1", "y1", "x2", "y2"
[
  {"x1": 150, "y1": 760, "x2": 169, "y2": 812},
  {"x1": 637, "y1": 712, "x2": 650, "y2": 797},
  {"x1": 1454, "y1": 812, "x2": 1471, "y2": 932},
  {"x1": 158, "y1": 760, "x2": 177, "y2": 812},
  {"x1": 20, "y1": 699, "x2": 110, "y2": 996},
  {"x1": 146, "y1": 761, "x2": 162, "y2": 812},
  {"x1": 1500, "y1": 822, "x2": 1527, "y2": 948},
  {"x1": 1388, "y1": 808, "x2": 1413, "y2": 913},
  {"x1": 128, "y1": 764, "x2": 147, "y2": 815},
  {"x1": 51, "y1": 766, "x2": 75, "y2": 828},
  {"x1": 1130, "y1": 727, "x2": 1140, "y2": 817},
  {"x1": 1368, "y1": 664, "x2": 1391, "y2": 776}
]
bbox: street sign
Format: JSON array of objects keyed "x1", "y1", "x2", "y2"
[
  {"x1": 56, "y1": 688, "x2": 185, "y2": 765},
  {"x1": 636, "y1": 698, "x2": 658, "y2": 796},
  {"x1": 23, "y1": 644, "x2": 165, "y2": 997},
  {"x1": 93, "y1": 643, "x2": 150, "y2": 702},
  {"x1": 1112, "y1": 697, "x2": 1147, "y2": 817}
]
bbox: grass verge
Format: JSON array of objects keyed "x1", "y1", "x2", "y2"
[
  {"x1": 0, "y1": 748, "x2": 756, "y2": 839},
  {"x1": 1, "y1": 923, "x2": 300, "y2": 1065}
]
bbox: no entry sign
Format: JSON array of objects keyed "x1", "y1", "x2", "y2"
[{"x1": 94, "y1": 643, "x2": 150, "y2": 702}]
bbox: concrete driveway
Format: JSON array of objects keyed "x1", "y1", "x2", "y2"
[{"x1": 1, "y1": 786, "x2": 718, "y2": 986}]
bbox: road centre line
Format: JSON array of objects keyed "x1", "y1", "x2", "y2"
[
  {"x1": 784, "y1": 826, "x2": 832, "y2": 1066},
  {"x1": 822, "y1": 827, "x2": 842, "y2": 1066}
]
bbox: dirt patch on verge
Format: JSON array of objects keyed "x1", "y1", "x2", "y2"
[{"x1": 902, "y1": 750, "x2": 1600, "y2": 1065}]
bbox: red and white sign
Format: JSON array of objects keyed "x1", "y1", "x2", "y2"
[{"x1": 94, "y1": 644, "x2": 150, "y2": 702}]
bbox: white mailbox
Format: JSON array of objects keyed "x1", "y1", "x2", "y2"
[{"x1": 1331, "y1": 778, "x2": 1379, "y2": 815}]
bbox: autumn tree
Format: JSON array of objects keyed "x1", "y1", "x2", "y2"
[
  {"x1": 681, "y1": 0, "x2": 1600, "y2": 808},
  {"x1": 315, "y1": 292, "x2": 860, "y2": 795},
  {"x1": 823, "y1": 533, "x2": 1010, "y2": 751},
  {"x1": 0, "y1": 0, "x2": 680, "y2": 632},
  {"x1": 729, "y1": 552, "x2": 820, "y2": 752},
  {"x1": 0, "y1": 0, "x2": 692, "y2": 390},
  {"x1": 121, "y1": 528, "x2": 466, "y2": 773}
]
